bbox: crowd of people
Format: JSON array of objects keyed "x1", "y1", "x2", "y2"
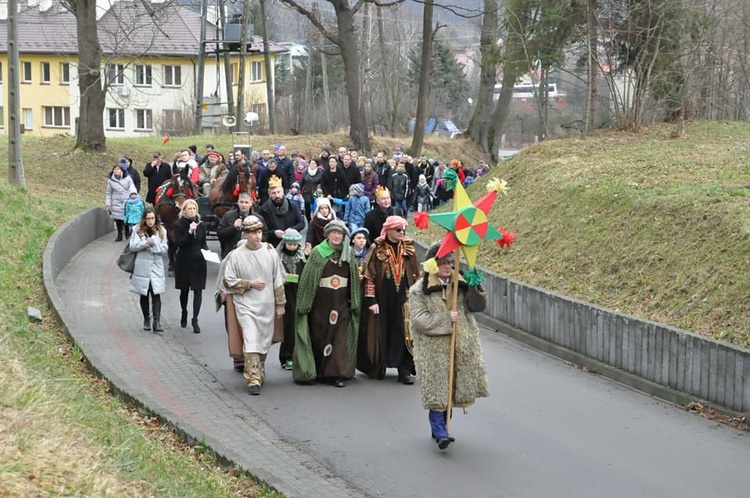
[{"x1": 108, "y1": 142, "x2": 491, "y2": 451}]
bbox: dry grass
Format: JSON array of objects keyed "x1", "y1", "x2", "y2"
[
  {"x1": 427, "y1": 121, "x2": 750, "y2": 347},
  {"x1": 0, "y1": 337, "x2": 148, "y2": 496}
]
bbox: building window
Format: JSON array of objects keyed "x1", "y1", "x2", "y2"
[
  {"x1": 41, "y1": 62, "x2": 51, "y2": 84},
  {"x1": 163, "y1": 65, "x2": 181, "y2": 87},
  {"x1": 107, "y1": 63, "x2": 125, "y2": 86},
  {"x1": 23, "y1": 108, "x2": 33, "y2": 129},
  {"x1": 163, "y1": 109, "x2": 182, "y2": 131},
  {"x1": 135, "y1": 64, "x2": 152, "y2": 86},
  {"x1": 60, "y1": 62, "x2": 70, "y2": 84},
  {"x1": 43, "y1": 106, "x2": 70, "y2": 127},
  {"x1": 250, "y1": 61, "x2": 262, "y2": 82},
  {"x1": 135, "y1": 109, "x2": 153, "y2": 130},
  {"x1": 230, "y1": 63, "x2": 238, "y2": 85},
  {"x1": 22, "y1": 62, "x2": 32, "y2": 83},
  {"x1": 108, "y1": 108, "x2": 125, "y2": 129}
]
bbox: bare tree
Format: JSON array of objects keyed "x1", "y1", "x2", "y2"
[
  {"x1": 64, "y1": 0, "x2": 106, "y2": 151},
  {"x1": 467, "y1": 0, "x2": 499, "y2": 154},
  {"x1": 277, "y1": 0, "x2": 405, "y2": 153},
  {"x1": 408, "y1": 0, "x2": 435, "y2": 156}
]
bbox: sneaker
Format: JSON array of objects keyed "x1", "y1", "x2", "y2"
[{"x1": 282, "y1": 360, "x2": 293, "y2": 370}]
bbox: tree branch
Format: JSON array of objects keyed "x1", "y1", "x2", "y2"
[{"x1": 277, "y1": 0, "x2": 341, "y2": 46}]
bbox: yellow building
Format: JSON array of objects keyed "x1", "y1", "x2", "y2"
[{"x1": 0, "y1": 0, "x2": 286, "y2": 137}]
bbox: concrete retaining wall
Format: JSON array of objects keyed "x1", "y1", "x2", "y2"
[
  {"x1": 480, "y1": 268, "x2": 750, "y2": 414},
  {"x1": 44, "y1": 207, "x2": 113, "y2": 281}
]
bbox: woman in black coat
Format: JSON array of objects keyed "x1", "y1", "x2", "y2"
[{"x1": 173, "y1": 198, "x2": 208, "y2": 333}]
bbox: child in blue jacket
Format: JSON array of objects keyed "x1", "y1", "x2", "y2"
[
  {"x1": 343, "y1": 183, "x2": 370, "y2": 233},
  {"x1": 123, "y1": 186, "x2": 145, "y2": 238}
]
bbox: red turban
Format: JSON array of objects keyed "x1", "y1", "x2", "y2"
[{"x1": 380, "y1": 215, "x2": 408, "y2": 239}]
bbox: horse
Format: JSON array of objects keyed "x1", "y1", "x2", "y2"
[
  {"x1": 208, "y1": 160, "x2": 257, "y2": 221},
  {"x1": 155, "y1": 174, "x2": 197, "y2": 275}
]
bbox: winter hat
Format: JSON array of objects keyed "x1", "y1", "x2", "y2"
[
  {"x1": 419, "y1": 174, "x2": 426, "y2": 182},
  {"x1": 291, "y1": 182, "x2": 301, "y2": 190},
  {"x1": 350, "y1": 227, "x2": 369, "y2": 240},
  {"x1": 281, "y1": 228, "x2": 302, "y2": 243},
  {"x1": 325, "y1": 219, "x2": 350, "y2": 237},
  {"x1": 128, "y1": 185, "x2": 137, "y2": 196},
  {"x1": 349, "y1": 183, "x2": 364, "y2": 195},
  {"x1": 119, "y1": 158, "x2": 128, "y2": 167}
]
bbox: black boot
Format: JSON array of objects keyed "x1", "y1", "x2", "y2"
[
  {"x1": 115, "y1": 220, "x2": 124, "y2": 242},
  {"x1": 429, "y1": 411, "x2": 452, "y2": 450},
  {"x1": 152, "y1": 298, "x2": 163, "y2": 332},
  {"x1": 192, "y1": 318, "x2": 201, "y2": 334},
  {"x1": 180, "y1": 309, "x2": 188, "y2": 328},
  {"x1": 140, "y1": 297, "x2": 150, "y2": 331}
]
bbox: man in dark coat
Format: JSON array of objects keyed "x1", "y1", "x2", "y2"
[
  {"x1": 216, "y1": 192, "x2": 263, "y2": 259},
  {"x1": 142, "y1": 152, "x2": 172, "y2": 204},
  {"x1": 362, "y1": 186, "x2": 405, "y2": 244},
  {"x1": 257, "y1": 160, "x2": 289, "y2": 205},
  {"x1": 275, "y1": 145, "x2": 296, "y2": 189},
  {"x1": 340, "y1": 153, "x2": 361, "y2": 187},
  {"x1": 121, "y1": 157, "x2": 141, "y2": 193},
  {"x1": 258, "y1": 180, "x2": 306, "y2": 248}
]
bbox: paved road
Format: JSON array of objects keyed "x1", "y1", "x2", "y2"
[{"x1": 58, "y1": 234, "x2": 749, "y2": 498}]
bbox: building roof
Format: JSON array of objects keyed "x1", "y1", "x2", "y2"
[{"x1": 0, "y1": 1, "x2": 287, "y2": 57}]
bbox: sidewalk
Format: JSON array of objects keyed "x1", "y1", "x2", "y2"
[{"x1": 53, "y1": 234, "x2": 365, "y2": 498}]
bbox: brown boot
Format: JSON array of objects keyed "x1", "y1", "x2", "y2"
[{"x1": 243, "y1": 353, "x2": 262, "y2": 395}]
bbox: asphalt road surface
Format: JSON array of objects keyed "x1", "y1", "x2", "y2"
[{"x1": 166, "y1": 239, "x2": 748, "y2": 498}]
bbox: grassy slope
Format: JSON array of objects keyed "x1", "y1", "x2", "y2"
[{"x1": 470, "y1": 121, "x2": 750, "y2": 347}]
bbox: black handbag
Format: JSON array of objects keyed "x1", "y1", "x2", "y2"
[{"x1": 117, "y1": 245, "x2": 136, "y2": 274}]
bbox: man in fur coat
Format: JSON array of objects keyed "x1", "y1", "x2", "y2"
[{"x1": 409, "y1": 242, "x2": 489, "y2": 450}]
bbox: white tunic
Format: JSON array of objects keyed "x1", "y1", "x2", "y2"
[{"x1": 224, "y1": 243, "x2": 285, "y2": 354}]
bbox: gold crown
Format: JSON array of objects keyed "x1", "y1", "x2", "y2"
[
  {"x1": 375, "y1": 185, "x2": 390, "y2": 199},
  {"x1": 268, "y1": 175, "x2": 283, "y2": 189}
]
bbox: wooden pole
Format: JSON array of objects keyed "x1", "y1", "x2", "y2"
[{"x1": 445, "y1": 246, "x2": 461, "y2": 429}]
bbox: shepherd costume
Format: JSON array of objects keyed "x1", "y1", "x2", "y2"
[
  {"x1": 277, "y1": 229, "x2": 306, "y2": 369},
  {"x1": 409, "y1": 242, "x2": 489, "y2": 450},
  {"x1": 293, "y1": 220, "x2": 361, "y2": 386}
]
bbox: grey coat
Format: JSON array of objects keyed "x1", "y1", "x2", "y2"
[
  {"x1": 106, "y1": 172, "x2": 135, "y2": 221},
  {"x1": 409, "y1": 273, "x2": 489, "y2": 411},
  {"x1": 128, "y1": 228, "x2": 168, "y2": 296}
]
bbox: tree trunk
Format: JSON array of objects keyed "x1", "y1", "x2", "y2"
[
  {"x1": 582, "y1": 0, "x2": 597, "y2": 137},
  {"x1": 321, "y1": 51, "x2": 332, "y2": 131},
  {"x1": 73, "y1": 0, "x2": 106, "y2": 151},
  {"x1": 409, "y1": 0, "x2": 434, "y2": 157},
  {"x1": 468, "y1": 0, "x2": 498, "y2": 154},
  {"x1": 336, "y1": 6, "x2": 370, "y2": 153}
]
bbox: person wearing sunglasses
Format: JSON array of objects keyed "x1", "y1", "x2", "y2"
[{"x1": 357, "y1": 215, "x2": 421, "y2": 384}]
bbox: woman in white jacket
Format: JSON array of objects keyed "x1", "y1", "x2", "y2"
[{"x1": 129, "y1": 207, "x2": 168, "y2": 332}]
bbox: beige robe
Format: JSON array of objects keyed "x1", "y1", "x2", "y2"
[{"x1": 224, "y1": 243, "x2": 286, "y2": 354}]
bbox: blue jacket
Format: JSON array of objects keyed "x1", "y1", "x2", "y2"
[{"x1": 344, "y1": 193, "x2": 370, "y2": 225}]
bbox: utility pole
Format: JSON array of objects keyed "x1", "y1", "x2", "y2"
[
  {"x1": 7, "y1": 0, "x2": 25, "y2": 186},
  {"x1": 194, "y1": 0, "x2": 209, "y2": 134},
  {"x1": 259, "y1": 0, "x2": 275, "y2": 133}
]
